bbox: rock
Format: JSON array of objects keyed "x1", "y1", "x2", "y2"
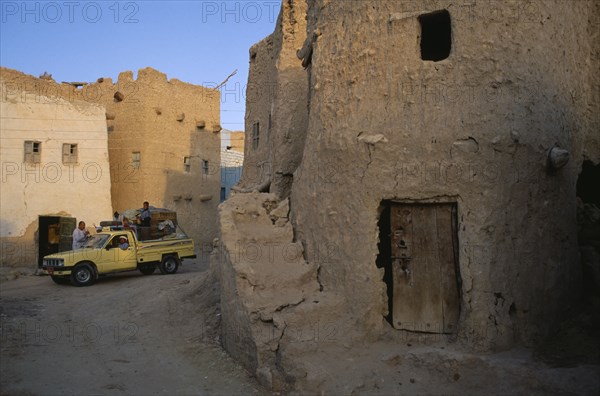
[
  {"x1": 381, "y1": 353, "x2": 402, "y2": 366},
  {"x1": 548, "y1": 147, "x2": 570, "y2": 170},
  {"x1": 452, "y1": 137, "x2": 479, "y2": 153},
  {"x1": 357, "y1": 133, "x2": 388, "y2": 145}
]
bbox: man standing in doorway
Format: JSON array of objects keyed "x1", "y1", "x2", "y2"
[{"x1": 72, "y1": 221, "x2": 90, "y2": 250}]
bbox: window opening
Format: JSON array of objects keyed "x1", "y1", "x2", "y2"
[
  {"x1": 419, "y1": 9, "x2": 451, "y2": 61},
  {"x1": 132, "y1": 152, "x2": 141, "y2": 169},
  {"x1": 62, "y1": 143, "x2": 78, "y2": 164},
  {"x1": 24, "y1": 141, "x2": 41, "y2": 163}
]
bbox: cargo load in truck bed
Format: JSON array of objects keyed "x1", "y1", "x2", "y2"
[{"x1": 120, "y1": 207, "x2": 179, "y2": 241}]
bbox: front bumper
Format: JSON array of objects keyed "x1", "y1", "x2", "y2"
[{"x1": 42, "y1": 266, "x2": 74, "y2": 276}]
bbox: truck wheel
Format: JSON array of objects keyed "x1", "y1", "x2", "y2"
[
  {"x1": 139, "y1": 263, "x2": 156, "y2": 275},
  {"x1": 159, "y1": 256, "x2": 179, "y2": 275},
  {"x1": 70, "y1": 263, "x2": 96, "y2": 287},
  {"x1": 51, "y1": 275, "x2": 70, "y2": 285}
]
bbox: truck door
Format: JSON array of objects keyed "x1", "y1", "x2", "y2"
[{"x1": 98, "y1": 234, "x2": 137, "y2": 272}]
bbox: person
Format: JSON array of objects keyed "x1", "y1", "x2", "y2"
[
  {"x1": 140, "y1": 201, "x2": 151, "y2": 227},
  {"x1": 72, "y1": 221, "x2": 90, "y2": 250},
  {"x1": 113, "y1": 211, "x2": 120, "y2": 222},
  {"x1": 118, "y1": 236, "x2": 129, "y2": 250},
  {"x1": 122, "y1": 217, "x2": 131, "y2": 228}
]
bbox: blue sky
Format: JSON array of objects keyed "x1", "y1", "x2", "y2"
[{"x1": 0, "y1": 0, "x2": 280, "y2": 131}]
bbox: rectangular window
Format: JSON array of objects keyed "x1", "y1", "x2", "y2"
[
  {"x1": 419, "y1": 9, "x2": 451, "y2": 62},
  {"x1": 132, "y1": 152, "x2": 141, "y2": 169},
  {"x1": 62, "y1": 143, "x2": 78, "y2": 164},
  {"x1": 252, "y1": 122, "x2": 260, "y2": 150},
  {"x1": 24, "y1": 141, "x2": 41, "y2": 163},
  {"x1": 184, "y1": 156, "x2": 191, "y2": 173},
  {"x1": 220, "y1": 187, "x2": 226, "y2": 202},
  {"x1": 268, "y1": 113, "x2": 272, "y2": 141},
  {"x1": 202, "y1": 160, "x2": 209, "y2": 175}
]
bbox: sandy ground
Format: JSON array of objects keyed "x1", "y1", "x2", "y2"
[
  {"x1": 2, "y1": 259, "x2": 599, "y2": 395},
  {"x1": 0, "y1": 259, "x2": 267, "y2": 396}
]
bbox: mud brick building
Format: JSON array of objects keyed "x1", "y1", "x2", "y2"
[
  {"x1": 1, "y1": 66, "x2": 221, "y2": 265},
  {"x1": 0, "y1": 72, "x2": 112, "y2": 267},
  {"x1": 215, "y1": 0, "x2": 600, "y2": 390}
]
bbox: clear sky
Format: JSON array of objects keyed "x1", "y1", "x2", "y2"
[{"x1": 0, "y1": 0, "x2": 280, "y2": 131}]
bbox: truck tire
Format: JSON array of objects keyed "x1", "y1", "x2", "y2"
[
  {"x1": 51, "y1": 275, "x2": 70, "y2": 285},
  {"x1": 159, "y1": 256, "x2": 179, "y2": 275},
  {"x1": 70, "y1": 263, "x2": 96, "y2": 287},
  {"x1": 139, "y1": 263, "x2": 156, "y2": 275}
]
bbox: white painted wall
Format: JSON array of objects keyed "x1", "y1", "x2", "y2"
[{"x1": 0, "y1": 90, "x2": 113, "y2": 237}]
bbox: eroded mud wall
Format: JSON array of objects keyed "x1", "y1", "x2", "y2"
[
  {"x1": 218, "y1": 0, "x2": 599, "y2": 390},
  {"x1": 291, "y1": 0, "x2": 600, "y2": 349},
  {"x1": 239, "y1": 0, "x2": 308, "y2": 199}
]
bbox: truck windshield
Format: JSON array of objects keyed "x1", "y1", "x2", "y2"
[{"x1": 85, "y1": 234, "x2": 110, "y2": 249}]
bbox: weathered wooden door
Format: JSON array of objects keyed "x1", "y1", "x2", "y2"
[
  {"x1": 390, "y1": 203, "x2": 459, "y2": 333},
  {"x1": 59, "y1": 217, "x2": 76, "y2": 252}
]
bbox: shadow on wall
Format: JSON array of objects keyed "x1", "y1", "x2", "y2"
[{"x1": 162, "y1": 130, "x2": 220, "y2": 253}]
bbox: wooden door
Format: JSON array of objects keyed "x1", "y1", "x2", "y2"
[
  {"x1": 390, "y1": 203, "x2": 459, "y2": 333},
  {"x1": 59, "y1": 217, "x2": 76, "y2": 252}
]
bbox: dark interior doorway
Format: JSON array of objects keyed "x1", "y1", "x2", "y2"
[
  {"x1": 577, "y1": 161, "x2": 600, "y2": 206},
  {"x1": 38, "y1": 216, "x2": 76, "y2": 267},
  {"x1": 576, "y1": 160, "x2": 600, "y2": 304},
  {"x1": 376, "y1": 204, "x2": 393, "y2": 325}
]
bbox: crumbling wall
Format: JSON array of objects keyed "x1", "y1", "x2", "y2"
[
  {"x1": 239, "y1": 0, "x2": 308, "y2": 199},
  {"x1": 218, "y1": 0, "x2": 600, "y2": 390},
  {"x1": 215, "y1": 192, "x2": 322, "y2": 389}
]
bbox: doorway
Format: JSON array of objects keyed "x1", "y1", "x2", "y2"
[
  {"x1": 38, "y1": 216, "x2": 76, "y2": 267},
  {"x1": 378, "y1": 201, "x2": 460, "y2": 333}
]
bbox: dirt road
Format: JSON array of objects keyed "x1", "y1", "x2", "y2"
[
  {"x1": 0, "y1": 260, "x2": 266, "y2": 396},
  {"x1": 2, "y1": 259, "x2": 599, "y2": 395}
]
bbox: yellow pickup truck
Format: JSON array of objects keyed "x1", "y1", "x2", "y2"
[{"x1": 42, "y1": 228, "x2": 196, "y2": 286}]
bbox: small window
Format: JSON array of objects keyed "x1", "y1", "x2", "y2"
[
  {"x1": 220, "y1": 187, "x2": 226, "y2": 202},
  {"x1": 418, "y1": 10, "x2": 451, "y2": 62},
  {"x1": 24, "y1": 141, "x2": 41, "y2": 163},
  {"x1": 202, "y1": 160, "x2": 209, "y2": 175},
  {"x1": 268, "y1": 113, "x2": 272, "y2": 135},
  {"x1": 62, "y1": 143, "x2": 78, "y2": 164},
  {"x1": 184, "y1": 156, "x2": 191, "y2": 173},
  {"x1": 132, "y1": 152, "x2": 141, "y2": 169},
  {"x1": 252, "y1": 122, "x2": 260, "y2": 150}
]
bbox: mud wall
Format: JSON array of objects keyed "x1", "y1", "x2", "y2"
[
  {"x1": 218, "y1": 0, "x2": 599, "y2": 390},
  {"x1": 98, "y1": 68, "x2": 221, "y2": 249},
  {"x1": 239, "y1": 0, "x2": 308, "y2": 199},
  {"x1": 215, "y1": 193, "x2": 323, "y2": 389},
  {"x1": 291, "y1": 0, "x2": 600, "y2": 349}
]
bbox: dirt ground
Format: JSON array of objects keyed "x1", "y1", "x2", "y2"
[
  {"x1": 0, "y1": 258, "x2": 268, "y2": 396},
  {"x1": 1, "y1": 258, "x2": 599, "y2": 395}
]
